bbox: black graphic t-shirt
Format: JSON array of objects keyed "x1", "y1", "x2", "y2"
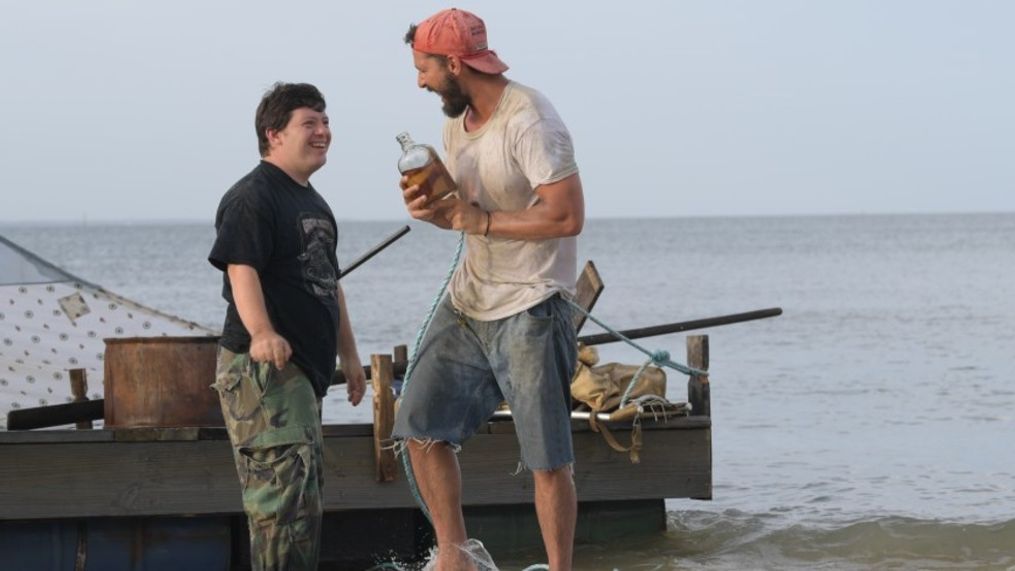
[{"x1": 209, "y1": 161, "x2": 341, "y2": 397}]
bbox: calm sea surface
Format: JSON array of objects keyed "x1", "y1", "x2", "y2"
[{"x1": 2, "y1": 213, "x2": 1013, "y2": 570}]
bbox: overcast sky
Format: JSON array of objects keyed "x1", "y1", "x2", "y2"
[{"x1": 1, "y1": 0, "x2": 1012, "y2": 222}]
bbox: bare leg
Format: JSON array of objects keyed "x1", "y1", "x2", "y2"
[
  {"x1": 408, "y1": 440, "x2": 476, "y2": 571},
  {"x1": 533, "y1": 466, "x2": 576, "y2": 570}
]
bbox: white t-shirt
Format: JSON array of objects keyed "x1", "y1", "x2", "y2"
[{"x1": 444, "y1": 81, "x2": 579, "y2": 321}]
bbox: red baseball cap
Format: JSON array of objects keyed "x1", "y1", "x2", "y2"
[{"x1": 413, "y1": 8, "x2": 509, "y2": 75}]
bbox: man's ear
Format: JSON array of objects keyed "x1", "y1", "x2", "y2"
[
  {"x1": 265, "y1": 128, "x2": 281, "y2": 149},
  {"x1": 446, "y1": 55, "x2": 464, "y2": 76}
]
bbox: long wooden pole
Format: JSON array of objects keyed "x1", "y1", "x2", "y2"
[
  {"x1": 6, "y1": 399, "x2": 104, "y2": 430},
  {"x1": 338, "y1": 225, "x2": 410, "y2": 278},
  {"x1": 577, "y1": 307, "x2": 782, "y2": 347},
  {"x1": 9, "y1": 359, "x2": 408, "y2": 429}
]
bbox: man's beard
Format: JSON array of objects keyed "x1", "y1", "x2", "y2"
[{"x1": 435, "y1": 74, "x2": 470, "y2": 118}]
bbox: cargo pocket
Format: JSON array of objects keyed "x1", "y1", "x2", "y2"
[{"x1": 238, "y1": 425, "x2": 321, "y2": 530}]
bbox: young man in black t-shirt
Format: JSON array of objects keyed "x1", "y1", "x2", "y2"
[{"x1": 208, "y1": 82, "x2": 366, "y2": 571}]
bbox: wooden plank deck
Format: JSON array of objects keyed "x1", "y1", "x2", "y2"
[{"x1": 0, "y1": 417, "x2": 710, "y2": 520}]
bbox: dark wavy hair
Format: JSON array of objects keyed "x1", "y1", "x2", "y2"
[
  {"x1": 404, "y1": 23, "x2": 449, "y2": 66},
  {"x1": 255, "y1": 82, "x2": 326, "y2": 157}
]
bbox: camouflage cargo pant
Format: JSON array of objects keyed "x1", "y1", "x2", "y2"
[{"x1": 213, "y1": 347, "x2": 324, "y2": 571}]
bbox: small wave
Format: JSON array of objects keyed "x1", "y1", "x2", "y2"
[
  {"x1": 371, "y1": 513, "x2": 1015, "y2": 570},
  {"x1": 650, "y1": 511, "x2": 1015, "y2": 570}
]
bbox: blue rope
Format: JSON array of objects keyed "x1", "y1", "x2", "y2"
[
  {"x1": 565, "y1": 298, "x2": 706, "y2": 407},
  {"x1": 399, "y1": 231, "x2": 466, "y2": 524},
  {"x1": 619, "y1": 359, "x2": 657, "y2": 409}
]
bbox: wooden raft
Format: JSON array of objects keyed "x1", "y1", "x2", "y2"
[{"x1": 0, "y1": 259, "x2": 714, "y2": 520}]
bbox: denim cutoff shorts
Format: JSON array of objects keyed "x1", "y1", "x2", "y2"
[{"x1": 391, "y1": 293, "x2": 578, "y2": 471}]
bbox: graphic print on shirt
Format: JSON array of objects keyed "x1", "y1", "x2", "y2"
[{"x1": 298, "y1": 215, "x2": 337, "y2": 298}]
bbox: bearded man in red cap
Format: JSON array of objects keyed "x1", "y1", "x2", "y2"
[{"x1": 391, "y1": 7, "x2": 586, "y2": 571}]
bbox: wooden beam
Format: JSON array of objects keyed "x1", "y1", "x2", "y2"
[
  {"x1": 331, "y1": 361, "x2": 407, "y2": 386},
  {"x1": 572, "y1": 260, "x2": 604, "y2": 333},
  {"x1": 371, "y1": 354, "x2": 397, "y2": 483},
  {"x1": 5, "y1": 399, "x2": 104, "y2": 431},
  {"x1": 8, "y1": 355, "x2": 411, "y2": 430}
]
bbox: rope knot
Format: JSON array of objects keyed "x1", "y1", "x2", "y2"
[{"x1": 650, "y1": 350, "x2": 670, "y2": 363}]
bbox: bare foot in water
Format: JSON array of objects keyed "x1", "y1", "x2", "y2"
[{"x1": 423, "y1": 540, "x2": 491, "y2": 571}]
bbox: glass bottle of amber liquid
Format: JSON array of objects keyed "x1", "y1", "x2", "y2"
[{"x1": 396, "y1": 132, "x2": 457, "y2": 206}]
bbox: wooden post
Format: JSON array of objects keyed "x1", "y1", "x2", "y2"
[
  {"x1": 69, "y1": 369, "x2": 93, "y2": 430},
  {"x1": 371, "y1": 354, "x2": 397, "y2": 482},
  {"x1": 393, "y1": 345, "x2": 408, "y2": 367},
  {"x1": 686, "y1": 336, "x2": 710, "y2": 417}
]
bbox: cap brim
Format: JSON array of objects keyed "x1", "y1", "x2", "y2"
[{"x1": 461, "y1": 51, "x2": 509, "y2": 75}]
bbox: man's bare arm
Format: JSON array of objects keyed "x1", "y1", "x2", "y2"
[
  {"x1": 227, "y1": 264, "x2": 291, "y2": 370},
  {"x1": 336, "y1": 284, "x2": 365, "y2": 406},
  {"x1": 401, "y1": 173, "x2": 584, "y2": 240}
]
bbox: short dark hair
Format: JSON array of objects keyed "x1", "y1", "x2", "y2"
[
  {"x1": 404, "y1": 23, "x2": 448, "y2": 67},
  {"x1": 255, "y1": 82, "x2": 326, "y2": 157}
]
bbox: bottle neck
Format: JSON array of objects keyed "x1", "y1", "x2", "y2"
[{"x1": 396, "y1": 132, "x2": 416, "y2": 152}]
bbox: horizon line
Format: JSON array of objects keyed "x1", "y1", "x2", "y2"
[{"x1": 1, "y1": 209, "x2": 1013, "y2": 227}]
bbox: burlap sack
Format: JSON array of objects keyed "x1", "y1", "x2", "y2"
[
  {"x1": 571, "y1": 362, "x2": 666, "y2": 417},
  {"x1": 570, "y1": 346, "x2": 672, "y2": 463}
]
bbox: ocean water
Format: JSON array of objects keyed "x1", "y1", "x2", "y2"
[{"x1": 2, "y1": 213, "x2": 1013, "y2": 570}]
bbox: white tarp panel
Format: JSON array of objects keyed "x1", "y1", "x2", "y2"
[{"x1": 0, "y1": 235, "x2": 216, "y2": 429}]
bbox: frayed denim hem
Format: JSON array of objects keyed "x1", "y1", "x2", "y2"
[
  {"x1": 511, "y1": 459, "x2": 575, "y2": 476},
  {"x1": 389, "y1": 437, "x2": 463, "y2": 459}
]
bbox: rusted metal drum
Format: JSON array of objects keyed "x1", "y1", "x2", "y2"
[{"x1": 103, "y1": 336, "x2": 223, "y2": 428}]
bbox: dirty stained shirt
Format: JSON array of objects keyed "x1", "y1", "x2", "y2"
[{"x1": 444, "y1": 81, "x2": 580, "y2": 321}]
